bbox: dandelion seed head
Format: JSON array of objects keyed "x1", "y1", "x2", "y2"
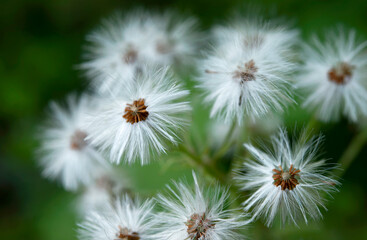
[
  {"x1": 85, "y1": 66, "x2": 190, "y2": 164},
  {"x1": 298, "y1": 28, "x2": 367, "y2": 122},
  {"x1": 80, "y1": 10, "x2": 200, "y2": 94},
  {"x1": 38, "y1": 94, "x2": 109, "y2": 191},
  {"x1": 197, "y1": 18, "x2": 297, "y2": 124},
  {"x1": 154, "y1": 172, "x2": 250, "y2": 240},
  {"x1": 235, "y1": 128, "x2": 339, "y2": 226},
  {"x1": 78, "y1": 195, "x2": 156, "y2": 240}
]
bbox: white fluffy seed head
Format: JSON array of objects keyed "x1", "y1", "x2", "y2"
[
  {"x1": 235, "y1": 128, "x2": 339, "y2": 227},
  {"x1": 76, "y1": 168, "x2": 129, "y2": 216},
  {"x1": 78, "y1": 195, "x2": 156, "y2": 240},
  {"x1": 37, "y1": 93, "x2": 110, "y2": 191},
  {"x1": 297, "y1": 28, "x2": 367, "y2": 122},
  {"x1": 80, "y1": 9, "x2": 200, "y2": 94},
  {"x1": 154, "y1": 171, "x2": 250, "y2": 240},
  {"x1": 85, "y1": 66, "x2": 191, "y2": 165},
  {"x1": 197, "y1": 18, "x2": 297, "y2": 124}
]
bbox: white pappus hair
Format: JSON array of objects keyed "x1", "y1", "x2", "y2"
[
  {"x1": 85, "y1": 66, "x2": 191, "y2": 165},
  {"x1": 235, "y1": 128, "x2": 339, "y2": 227},
  {"x1": 197, "y1": 17, "x2": 297, "y2": 124},
  {"x1": 78, "y1": 195, "x2": 156, "y2": 240},
  {"x1": 154, "y1": 171, "x2": 250, "y2": 240},
  {"x1": 38, "y1": 93, "x2": 110, "y2": 191},
  {"x1": 80, "y1": 9, "x2": 200, "y2": 94},
  {"x1": 297, "y1": 28, "x2": 367, "y2": 122}
]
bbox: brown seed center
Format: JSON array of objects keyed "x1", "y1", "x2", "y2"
[
  {"x1": 185, "y1": 213, "x2": 215, "y2": 240},
  {"x1": 156, "y1": 40, "x2": 172, "y2": 54},
  {"x1": 70, "y1": 130, "x2": 87, "y2": 150},
  {"x1": 233, "y1": 59, "x2": 258, "y2": 83},
  {"x1": 327, "y1": 62, "x2": 355, "y2": 85},
  {"x1": 272, "y1": 164, "x2": 300, "y2": 191},
  {"x1": 123, "y1": 99, "x2": 149, "y2": 124},
  {"x1": 116, "y1": 226, "x2": 140, "y2": 240},
  {"x1": 123, "y1": 48, "x2": 138, "y2": 64}
]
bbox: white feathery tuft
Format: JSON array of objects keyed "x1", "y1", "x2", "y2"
[
  {"x1": 85, "y1": 66, "x2": 191, "y2": 165},
  {"x1": 297, "y1": 28, "x2": 367, "y2": 122},
  {"x1": 154, "y1": 171, "x2": 250, "y2": 240},
  {"x1": 197, "y1": 17, "x2": 297, "y2": 124},
  {"x1": 38, "y1": 94, "x2": 110, "y2": 191},
  {"x1": 235, "y1": 128, "x2": 339, "y2": 227},
  {"x1": 78, "y1": 195, "x2": 156, "y2": 240},
  {"x1": 80, "y1": 10, "x2": 200, "y2": 94}
]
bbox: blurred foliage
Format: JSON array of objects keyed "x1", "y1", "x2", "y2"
[{"x1": 1, "y1": 0, "x2": 367, "y2": 239}]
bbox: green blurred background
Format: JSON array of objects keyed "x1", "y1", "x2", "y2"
[{"x1": 1, "y1": 0, "x2": 367, "y2": 239}]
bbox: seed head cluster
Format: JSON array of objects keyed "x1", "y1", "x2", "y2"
[{"x1": 35, "y1": 7, "x2": 359, "y2": 240}]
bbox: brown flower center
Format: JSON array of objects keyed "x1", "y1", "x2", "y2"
[
  {"x1": 70, "y1": 130, "x2": 87, "y2": 150},
  {"x1": 116, "y1": 226, "x2": 140, "y2": 240},
  {"x1": 156, "y1": 40, "x2": 172, "y2": 54},
  {"x1": 233, "y1": 59, "x2": 258, "y2": 83},
  {"x1": 327, "y1": 62, "x2": 355, "y2": 85},
  {"x1": 272, "y1": 164, "x2": 300, "y2": 191},
  {"x1": 123, "y1": 48, "x2": 138, "y2": 64},
  {"x1": 123, "y1": 99, "x2": 149, "y2": 124},
  {"x1": 186, "y1": 213, "x2": 215, "y2": 239}
]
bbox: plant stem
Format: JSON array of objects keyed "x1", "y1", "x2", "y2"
[
  {"x1": 304, "y1": 115, "x2": 321, "y2": 139},
  {"x1": 178, "y1": 144, "x2": 245, "y2": 206},
  {"x1": 337, "y1": 127, "x2": 367, "y2": 176},
  {"x1": 178, "y1": 144, "x2": 227, "y2": 184},
  {"x1": 212, "y1": 121, "x2": 237, "y2": 161}
]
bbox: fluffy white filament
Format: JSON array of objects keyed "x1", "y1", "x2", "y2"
[
  {"x1": 85, "y1": 66, "x2": 191, "y2": 164},
  {"x1": 155, "y1": 172, "x2": 249, "y2": 240},
  {"x1": 80, "y1": 10, "x2": 199, "y2": 94},
  {"x1": 298, "y1": 29, "x2": 367, "y2": 122},
  {"x1": 38, "y1": 94, "x2": 109, "y2": 191},
  {"x1": 235, "y1": 129, "x2": 339, "y2": 226},
  {"x1": 78, "y1": 195, "x2": 156, "y2": 240},
  {"x1": 197, "y1": 18, "x2": 297, "y2": 124}
]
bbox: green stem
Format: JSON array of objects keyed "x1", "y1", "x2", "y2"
[
  {"x1": 304, "y1": 115, "x2": 321, "y2": 138},
  {"x1": 212, "y1": 121, "x2": 237, "y2": 161},
  {"x1": 178, "y1": 144, "x2": 227, "y2": 184},
  {"x1": 178, "y1": 144, "x2": 245, "y2": 206},
  {"x1": 337, "y1": 127, "x2": 367, "y2": 176}
]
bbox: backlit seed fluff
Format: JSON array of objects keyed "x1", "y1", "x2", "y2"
[
  {"x1": 155, "y1": 172, "x2": 250, "y2": 240},
  {"x1": 85, "y1": 66, "x2": 191, "y2": 165},
  {"x1": 78, "y1": 195, "x2": 156, "y2": 240},
  {"x1": 38, "y1": 94, "x2": 109, "y2": 191},
  {"x1": 297, "y1": 29, "x2": 367, "y2": 122},
  {"x1": 76, "y1": 168, "x2": 128, "y2": 216},
  {"x1": 80, "y1": 10, "x2": 200, "y2": 94},
  {"x1": 235, "y1": 129, "x2": 339, "y2": 227},
  {"x1": 197, "y1": 18, "x2": 297, "y2": 124}
]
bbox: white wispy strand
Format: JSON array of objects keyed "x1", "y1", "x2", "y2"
[
  {"x1": 197, "y1": 18, "x2": 297, "y2": 124},
  {"x1": 76, "y1": 168, "x2": 128, "y2": 216},
  {"x1": 297, "y1": 28, "x2": 367, "y2": 122},
  {"x1": 235, "y1": 129, "x2": 339, "y2": 227},
  {"x1": 38, "y1": 94, "x2": 109, "y2": 191},
  {"x1": 80, "y1": 10, "x2": 200, "y2": 94},
  {"x1": 86, "y1": 66, "x2": 191, "y2": 164},
  {"x1": 155, "y1": 172, "x2": 249, "y2": 240},
  {"x1": 78, "y1": 195, "x2": 156, "y2": 240}
]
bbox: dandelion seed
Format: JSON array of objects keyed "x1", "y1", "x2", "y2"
[
  {"x1": 85, "y1": 67, "x2": 190, "y2": 164},
  {"x1": 235, "y1": 129, "x2": 339, "y2": 226},
  {"x1": 80, "y1": 10, "x2": 200, "y2": 94},
  {"x1": 38, "y1": 94, "x2": 109, "y2": 191},
  {"x1": 78, "y1": 195, "x2": 156, "y2": 240},
  {"x1": 298, "y1": 28, "x2": 367, "y2": 122},
  {"x1": 155, "y1": 172, "x2": 249, "y2": 239},
  {"x1": 197, "y1": 18, "x2": 297, "y2": 124},
  {"x1": 76, "y1": 168, "x2": 128, "y2": 216}
]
